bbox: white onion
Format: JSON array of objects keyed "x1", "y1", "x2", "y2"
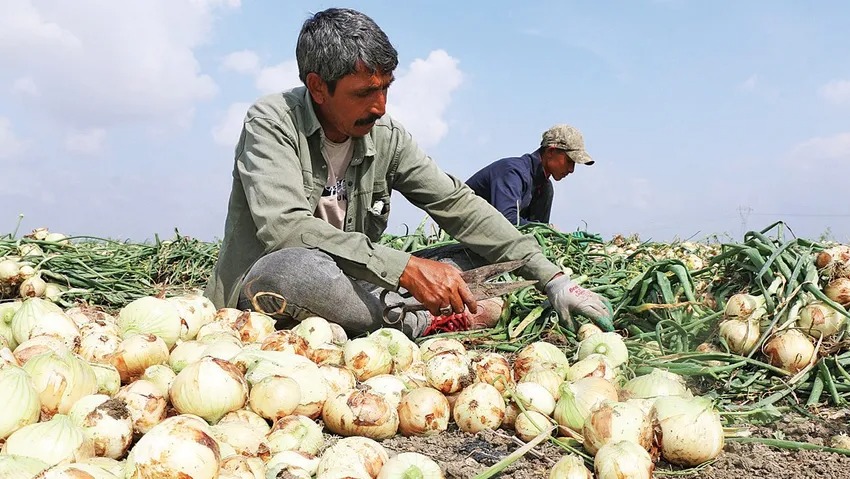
[
  {"x1": 553, "y1": 377, "x2": 618, "y2": 433},
  {"x1": 19, "y1": 274, "x2": 47, "y2": 298},
  {"x1": 309, "y1": 342, "x2": 345, "y2": 365},
  {"x1": 322, "y1": 388, "x2": 399, "y2": 439},
  {"x1": 419, "y1": 337, "x2": 466, "y2": 362},
  {"x1": 265, "y1": 450, "x2": 320, "y2": 478},
  {"x1": 363, "y1": 374, "x2": 407, "y2": 409},
  {"x1": 619, "y1": 368, "x2": 692, "y2": 402},
  {"x1": 220, "y1": 455, "x2": 266, "y2": 479},
  {"x1": 261, "y1": 329, "x2": 311, "y2": 357},
  {"x1": 513, "y1": 341, "x2": 569, "y2": 381},
  {"x1": 577, "y1": 332, "x2": 629, "y2": 368},
  {"x1": 13, "y1": 335, "x2": 69, "y2": 365},
  {"x1": 763, "y1": 329, "x2": 816, "y2": 373},
  {"x1": 593, "y1": 440, "x2": 653, "y2": 479},
  {"x1": 167, "y1": 292, "x2": 216, "y2": 341},
  {"x1": 453, "y1": 382, "x2": 505, "y2": 433},
  {"x1": 317, "y1": 436, "x2": 388, "y2": 479},
  {"x1": 89, "y1": 362, "x2": 121, "y2": 396},
  {"x1": 577, "y1": 323, "x2": 603, "y2": 341},
  {"x1": 117, "y1": 296, "x2": 183, "y2": 349},
  {"x1": 139, "y1": 364, "x2": 176, "y2": 396},
  {"x1": 548, "y1": 454, "x2": 592, "y2": 479},
  {"x1": 2, "y1": 414, "x2": 94, "y2": 466},
  {"x1": 109, "y1": 333, "x2": 169, "y2": 383},
  {"x1": 370, "y1": 327, "x2": 419, "y2": 372},
  {"x1": 472, "y1": 351, "x2": 514, "y2": 393},
  {"x1": 798, "y1": 302, "x2": 846, "y2": 338},
  {"x1": 210, "y1": 422, "x2": 271, "y2": 460},
  {"x1": 68, "y1": 394, "x2": 133, "y2": 459},
  {"x1": 582, "y1": 400, "x2": 652, "y2": 455},
  {"x1": 512, "y1": 381, "x2": 556, "y2": 416},
  {"x1": 248, "y1": 374, "x2": 301, "y2": 422},
  {"x1": 267, "y1": 414, "x2": 325, "y2": 456},
  {"x1": 654, "y1": 395, "x2": 724, "y2": 466},
  {"x1": 124, "y1": 414, "x2": 221, "y2": 479},
  {"x1": 170, "y1": 356, "x2": 249, "y2": 423},
  {"x1": 219, "y1": 409, "x2": 271, "y2": 437},
  {"x1": 23, "y1": 350, "x2": 98, "y2": 418},
  {"x1": 425, "y1": 350, "x2": 474, "y2": 394},
  {"x1": 521, "y1": 367, "x2": 564, "y2": 400},
  {"x1": 0, "y1": 365, "x2": 40, "y2": 439},
  {"x1": 79, "y1": 332, "x2": 121, "y2": 363},
  {"x1": 825, "y1": 278, "x2": 850, "y2": 305},
  {"x1": 719, "y1": 317, "x2": 760, "y2": 355},
  {"x1": 167, "y1": 340, "x2": 209, "y2": 373},
  {"x1": 0, "y1": 455, "x2": 50, "y2": 479},
  {"x1": 291, "y1": 316, "x2": 335, "y2": 348},
  {"x1": 724, "y1": 293, "x2": 767, "y2": 320},
  {"x1": 319, "y1": 364, "x2": 357, "y2": 396},
  {"x1": 115, "y1": 379, "x2": 167, "y2": 434},
  {"x1": 397, "y1": 387, "x2": 450, "y2": 436},
  {"x1": 514, "y1": 410, "x2": 553, "y2": 442},
  {"x1": 344, "y1": 337, "x2": 393, "y2": 381},
  {"x1": 566, "y1": 353, "x2": 616, "y2": 382},
  {"x1": 216, "y1": 310, "x2": 276, "y2": 343},
  {"x1": 377, "y1": 452, "x2": 444, "y2": 479},
  {"x1": 11, "y1": 298, "x2": 71, "y2": 346}
]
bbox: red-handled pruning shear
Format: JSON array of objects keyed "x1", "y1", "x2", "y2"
[{"x1": 380, "y1": 258, "x2": 537, "y2": 324}]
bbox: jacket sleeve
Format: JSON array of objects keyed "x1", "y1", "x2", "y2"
[
  {"x1": 237, "y1": 115, "x2": 411, "y2": 290},
  {"x1": 389, "y1": 130, "x2": 561, "y2": 286}
]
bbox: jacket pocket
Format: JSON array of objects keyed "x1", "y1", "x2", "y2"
[{"x1": 364, "y1": 193, "x2": 391, "y2": 241}]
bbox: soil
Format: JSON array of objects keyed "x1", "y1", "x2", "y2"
[{"x1": 373, "y1": 407, "x2": 850, "y2": 479}]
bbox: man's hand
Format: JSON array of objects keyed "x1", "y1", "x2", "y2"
[
  {"x1": 545, "y1": 274, "x2": 613, "y2": 331},
  {"x1": 399, "y1": 256, "x2": 478, "y2": 317}
]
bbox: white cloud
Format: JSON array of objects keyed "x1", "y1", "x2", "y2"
[
  {"x1": 255, "y1": 60, "x2": 301, "y2": 94},
  {"x1": 64, "y1": 128, "x2": 106, "y2": 154},
  {"x1": 221, "y1": 49, "x2": 260, "y2": 74},
  {"x1": 388, "y1": 50, "x2": 464, "y2": 149},
  {"x1": 212, "y1": 102, "x2": 250, "y2": 147},
  {"x1": 819, "y1": 80, "x2": 850, "y2": 106},
  {"x1": 12, "y1": 77, "x2": 39, "y2": 96},
  {"x1": 0, "y1": 0, "x2": 238, "y2": 129},
  {"x1": 739, "y1": 74, "x2": 758, "y2": 91},
  {"x1": 0, "y1": 117, "x2": 25, "y2": 159},
  {"x1": 213, "y1": 49, "x2": 463, "y2": 149},
  {"x1": 790, "y1": 132, "x2": 850, "y2": 168}
]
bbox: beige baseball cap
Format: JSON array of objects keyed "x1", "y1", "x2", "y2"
[{"x1": 541, "y1": 124, "x2": 594, "y2": 165}]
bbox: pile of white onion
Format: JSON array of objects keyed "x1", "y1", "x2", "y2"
[{"x1": 0, "y1": 288, "x2": 734, "y2": 479}]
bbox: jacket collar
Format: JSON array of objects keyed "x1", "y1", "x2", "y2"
[{"x1": 530, "y1": 149, "x2": 548, "y2": 185}]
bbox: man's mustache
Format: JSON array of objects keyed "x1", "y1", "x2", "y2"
[{"x1": 354, "y1": 114, "x2": 381, "y2": 126}]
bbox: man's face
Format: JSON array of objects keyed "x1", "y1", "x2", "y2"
[
  {"x1": 545, "y1": 148, "x2": 577, "y2": 181},
  {"x1": 308, "y1": 63, "x2": 394, "y2": 141}
]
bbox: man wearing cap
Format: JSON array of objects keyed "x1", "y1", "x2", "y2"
[{"x1": 466, "y1": 124, "x2": 594, "y2": 226}]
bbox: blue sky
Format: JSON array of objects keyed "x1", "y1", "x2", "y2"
[{"x1": 2, "y1": 1, "x2": 849, "y2": 244}]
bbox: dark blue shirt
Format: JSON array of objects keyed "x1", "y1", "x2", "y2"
[{"x1": 466, "y1": 150, "x2": 553, "y2": 226}]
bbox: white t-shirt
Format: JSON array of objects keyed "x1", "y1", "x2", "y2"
[{"x1": 314, "y1": 135, "x2": 353, "y2": 229}]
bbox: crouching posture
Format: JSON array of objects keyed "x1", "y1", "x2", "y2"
[{"x1": 204, "y1": 8, "x2": 611, "y2": 338}]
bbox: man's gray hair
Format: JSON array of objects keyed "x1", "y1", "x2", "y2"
[{"x1": 296, "y1": 8, "x2": 398, "y2": 93}]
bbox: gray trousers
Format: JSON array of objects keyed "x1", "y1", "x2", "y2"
[{"x1": 237, "y1": 244, "x2": 487, "y2": 339}]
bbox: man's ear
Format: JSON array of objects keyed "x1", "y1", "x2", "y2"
[{"x1": 305, "y1": 72, "x2": 328, "y2": 104}]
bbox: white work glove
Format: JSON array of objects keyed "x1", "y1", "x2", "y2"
[{"x1": 545, "y1": 274, "x2": 613, "y2": 331}]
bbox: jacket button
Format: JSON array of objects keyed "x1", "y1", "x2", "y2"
[{"x1": 380, "y1": 272, "x2": 387, "y2": 277}]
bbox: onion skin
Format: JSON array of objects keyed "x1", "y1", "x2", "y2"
[
  {"x1": 397, "y1": 387, "x2": 450, "y2": 437},
  {"x1": 322, "y1": 389, "x2": 399, "y2": 440}
]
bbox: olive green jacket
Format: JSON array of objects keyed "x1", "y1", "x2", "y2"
[{"x1": 205, "y1": 87, "x2": 562, "y2": 309}]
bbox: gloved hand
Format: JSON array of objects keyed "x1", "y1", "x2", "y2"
[{"x1": 545, "y1": 274, "x2": 613, "y2": 331}]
